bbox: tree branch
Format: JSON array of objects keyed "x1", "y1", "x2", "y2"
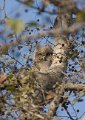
[{"x1": 45, "y1": 83, "x2": 85, "y2": 120}]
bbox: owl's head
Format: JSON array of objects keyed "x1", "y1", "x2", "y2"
[{"x1": 34, "y1": 45, "x2": 53, "y2": 63}]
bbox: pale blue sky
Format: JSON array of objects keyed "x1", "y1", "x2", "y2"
[{"x1": 0, "y1": 0, "x2": 85, "y2": 120}]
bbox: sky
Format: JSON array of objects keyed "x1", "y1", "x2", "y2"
[{"x1": 0, "y1": 0, "x2": 85, "y2": 120}]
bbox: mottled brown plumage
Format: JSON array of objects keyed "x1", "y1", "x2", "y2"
[{"x1": 33, "y1": 45, "x2": 53, "y2": 73}]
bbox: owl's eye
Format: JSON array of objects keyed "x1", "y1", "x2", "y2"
[
  {"x1": 38, "y1": 53, "x2": 42, "y2": 56},
  {"x1": 46, "y1": 53, "x2": 50, "y2": 56}
]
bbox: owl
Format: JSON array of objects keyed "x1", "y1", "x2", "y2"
[{"x1": 33, "y1": 45, "x2": 53, "y2": 73}]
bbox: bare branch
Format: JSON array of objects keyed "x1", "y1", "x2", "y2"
[
  {"x1": 0, "y1": 22, "x2": 84, "y2": 55},
  {"x1": 45, "y1": 83, "x2": 85, "y2": 120}
]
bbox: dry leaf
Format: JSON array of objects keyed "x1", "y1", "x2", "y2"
[
  {"x1": 46, "y1": 91, "x2": 55, "y2": 100},
  {"x1": 0, "y1": 74, "x2": 7, "y2": 84}
]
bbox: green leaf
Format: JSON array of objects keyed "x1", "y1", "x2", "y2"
[
  {"x1": 72, "y1": 98, "x2": 78, "y2": 104},
  {"x1": 76, "y1": 9, "x2": 85, "y2": 22},
  {"x1": 8, "y1": 85, "x2": 15, "y2": 92},
  {"x1": 5, "y1": 18, "x2": 25, "y2": 34},
  {"x1": 2, "y1": 48, "x2": 8, "y2": 55},
  {"x1": 27, "y1": 22, "x2": 37, "y2": 27}
]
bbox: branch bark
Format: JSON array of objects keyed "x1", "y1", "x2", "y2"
[
  {"x1": 45, "y1": 83, "x2": 85, "y2": 120},
  {"x1": 1, "y1": 1, "x2": 85, "y2": 120}
]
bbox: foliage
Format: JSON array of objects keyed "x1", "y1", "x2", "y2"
[
  {"x1": 76, "y1": 9, "x2": 85, "y2": 22},
  {"x1": 0, "y1": 0, "x2": 85, "y2": 120},
  {"x1": 5, "y1": 18, "x2": 25, "y2": 34}
]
